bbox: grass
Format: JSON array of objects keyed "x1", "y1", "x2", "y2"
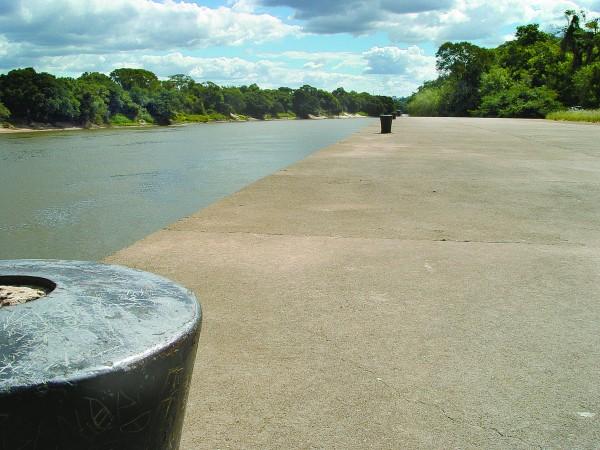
[
  {"x1": 546, "y1": 109, "x2": 600, "y2": 123},
  {"x1": 109, "y1": 114, "x2": 153, "y2": 126},
  {"x1": 174, "y1": 112, "x2": 230, "y2": 123},
  {"x1": 264, "y1": 112, "x2": 297, "y2": 120}
]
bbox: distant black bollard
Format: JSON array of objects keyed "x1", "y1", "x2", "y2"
[
  {"x1": 380, "y1": 115, "x2": 393, "y2": 134},
  {"x1": 0, "y1": 260, "x2": 202, "y2": 450},
  {"x1": 392, "y1": 113, "x2": 397, "y2": 120}
]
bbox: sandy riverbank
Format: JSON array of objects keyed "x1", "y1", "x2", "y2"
[
  {"x1": 0, "y1": 114, "x2": 369, "y2": 135},
  {"x1": 0, "y1": 125, "x2": 86, "y2": 134}
]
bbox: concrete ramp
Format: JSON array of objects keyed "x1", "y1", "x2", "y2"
[{"x1": 106, "y1": 117, "x2": 600, "y2": 448}]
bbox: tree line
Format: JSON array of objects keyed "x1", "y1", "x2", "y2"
[
  {"x1": 406, "y1": 10, "x2": 600, "y2": 118},
  {"x1": 0, "y1": 67, "x2": 396, "y2": 126}
]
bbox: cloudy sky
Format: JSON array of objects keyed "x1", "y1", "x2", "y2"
[{"x1": 1, "y1": 0, "x2": 599, "y2": 96}]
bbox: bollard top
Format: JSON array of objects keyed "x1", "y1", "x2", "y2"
[{"x1": 0, "y1": 260, "x2": 201, "y2": 392}]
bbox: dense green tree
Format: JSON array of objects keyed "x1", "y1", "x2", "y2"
[
  {"x1": 407, "y1": 10, "x2": 599, "y2": 117},
  {"x1": 572, "y1": 62, "x2": 600, "y2": 107},
  {"x1": 222, "y1": 87, "x2": 246, "y2": 114},
  {"x1": 146, "y1": 90, "x2": 181, "y2": 125},
  {"x1": 78, "y1": 72, "x2": 139, "y2": 118},
  {"x1": 318, "y1": 90, "x2": 342, "y2": 115},
  {"x1": 110, "y1": 68, "x2": 159, "y2": 91},
  {"x1": 0, "y1": 67, "x2": 395, "y2": 125},
  {"x1": 292, "y1": 85, "x2": 321, "y2": 118},
  {"x1": 0, "y1": 100, "x2": 10, "y2": 122},
  {"x1": 76, "y1": 81, "x2": 110, "y2": 125},
  {"x1": 243, "y1": 90, "x2": 273, "y2": 118},
  {"x1": 478, "y1": 83, "x2": 561, "y2": 118},
  {"x1": 165, "y1": 74, "x2": 195, "y2": 91},
  {"x1": 406, "y1": 81, "x2": 448, "y2": 116},
  {"x1": 0, "y1": 68, "x2": 79, "y2": 123},
  {"x1": 435, "y1": 42, "x2": 492, "y2": 115}
]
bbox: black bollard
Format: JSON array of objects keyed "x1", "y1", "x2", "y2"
[
  {"x1": 380, "y1": 115, "x2": 393, "y2": 134},
  {"x1": 392, "y1": 113, "x2": 397, "y2": 120},
  {"x1": 0, "y1": 260, "x2": 202, "y2": 450}
]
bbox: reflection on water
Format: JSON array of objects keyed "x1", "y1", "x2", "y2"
[{"x1": 0, "y1": 119, "x2": 371, "y2": 260}]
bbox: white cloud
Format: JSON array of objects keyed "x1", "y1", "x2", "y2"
[
  {"x1": 4, "y1": 49, "x2": 420, "y2": 96},
  {"x1": 0, "y1": 34, "x2": 9, "y2": 57},
  {"x1": 0, "y1": 0, "x2": 298, "y2": 56},
  {"x1": 303, "y1": 61, "x2": 325, "y2": 69},
  {"x1": 260, "y1": 0, "x2": 454, "y2": 35},
  {"x1": 363, "y1": 46, "x2": 436, "y2": 81},
  {"x1": 258, "y1": 0, "x2": 600, "y2": 45}
]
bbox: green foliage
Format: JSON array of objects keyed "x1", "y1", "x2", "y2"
[
  {"x1": 547, "y1": 108, "x2": 600, "y2": 122},
  {"x1": 477, "y1": 83, "x2": 561, "y2": 118},
  {"x1": 244, "y1": 89, "x2": 274, "y2": 118},
  {"x1": 572, "y1": 62, "x2": 600, "y2": 107},
  {"x1": 109, "y1": 114, "x2": 138, "y2": 126},
  {"x1": 435, "y1": 42, "x2": 492, "y2": 115},
  {"x1": 406, "y1": 85, "x2": 444, "y2": 116},
  {"x1": 408, "y1": 10, "x2": 600, "y2": 118},
  {"x1": 0, "y1": 66, "x2": 393, "y2": 127},
  {"x1": 0, "y1": 100, "x2": 10, "y2": 121},
  {"x1": 110, "y1": 68, "x2": 159, "y2": 91},
  {"x1": 292, "y1": 85, "x2": 321, "y2": 118},
  {"x1": 146, "y1": 90, "x2": 181, "y2": 125},
  {"x1": 276, "y1": 112, "x2": 296, "y2": 119},
  {"x1": 0, "y1": 68, "x2": 79, "y2": 123}
]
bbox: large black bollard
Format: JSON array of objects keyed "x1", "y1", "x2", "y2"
[
  {"x1": 0, "y1": 260, "x2": 202, "y2": 450},
  {"x1": 380, "y1": 115, "x2": 393, "y2": 134}
]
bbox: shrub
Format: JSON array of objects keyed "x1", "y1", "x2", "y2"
[
  {"x1": 0, "y1": 100, "x2": 10, "y2": 122},
  {"x1": 109, "y1": 113, "x2": 136, "y2": 126},
  {"x1": 407, "y1": 87, "x2": 443, "y2": 116},
  {"x1": 477, "y1": 82, "x2": 562, "y2": 118},
  {"x1": 572, "y1": 63, "x2": 600, "y2": 108}
]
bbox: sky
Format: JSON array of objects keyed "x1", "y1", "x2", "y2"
[{"x1": 1, "y1": 0, "x2": 600, "y2": 96}]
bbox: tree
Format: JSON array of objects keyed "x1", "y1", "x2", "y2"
[
  {"x1": 76, "y1": 81, "x2": 110, "y2": 125},
  {"x1": 110, "y1": 68, "x2": 160, "y2": 91},
  {"x1": 406, "y1": 81, "x2": 447, "y2": 116},
  {"x1": 0, "y1": 100, "x2": 10, "y2": 122},
  {"x1": 165, "y1": 74, "x2": 195, "y2": 91},
  {"x1": 572, "y1": 62, "x2": 600, "y2": 107},
  {"x1": 477, "y1": 82, "x2": 561, "y2": 118},
  {"x1": 292, "y1": 85, "x2": 321, "y2": 118},
  {"x1": 222, "y1": 87, "x2": 246, "y2": 114},
  {"x1": 243, "y1": 90, "x2": 273, "y2": 118},
  {"x1": 562, "y1": 10, "x2": 587, "y2": 69},
  {"x1": 78, "y1": 72, "x2": 138, "y2": 118},
  {"x1": 0, "y1": 68, "x2": 79, "y2": 123},
  {"x1": 146, "y1": 90, "x2": 181, "y2": 125},
  {"x1": 318, "y1": 90, "x2": 342, "y2": 115},
  {"x1": 435, "y1": 42, "x2": 492, "y2": 115}
]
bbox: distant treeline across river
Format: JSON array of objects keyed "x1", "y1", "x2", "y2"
[{"x1": 0, "y1": 68, "x2": 396, "y2": 127}]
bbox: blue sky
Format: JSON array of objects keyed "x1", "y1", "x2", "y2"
[{"x1": 1, "y1": 0, "x2": 599, "y2": 96}]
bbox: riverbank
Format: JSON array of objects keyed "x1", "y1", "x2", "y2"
[
  {"x1": 0, "y1": 113, "x2": 368, "y2": 135},
  {"x1": 106, "y1": 117, "x2": 600, "y2": 448}
]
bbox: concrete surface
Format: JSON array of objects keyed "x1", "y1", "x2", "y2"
[{"x1": 106, "y1": 117, "x2": 600, "y2": 449}]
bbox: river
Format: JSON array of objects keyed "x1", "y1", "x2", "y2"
[{"x1": 0, "y1": 119, "x2": 371, "y2": 260}]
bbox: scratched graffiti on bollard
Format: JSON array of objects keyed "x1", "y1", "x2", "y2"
[{"x1": 0, "y1": 260, "x2": 202, "y2": 450}]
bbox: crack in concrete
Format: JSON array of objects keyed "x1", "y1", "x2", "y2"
[
  {"x1": 168, "y1": 228, "x2": 582, "y2": 248},
  {"x1": 341, "y1": 357, "x2": 542, "y2": 449},
  {"x1": 459, "y1": 121, "x2": 583, "y2": 153}
]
